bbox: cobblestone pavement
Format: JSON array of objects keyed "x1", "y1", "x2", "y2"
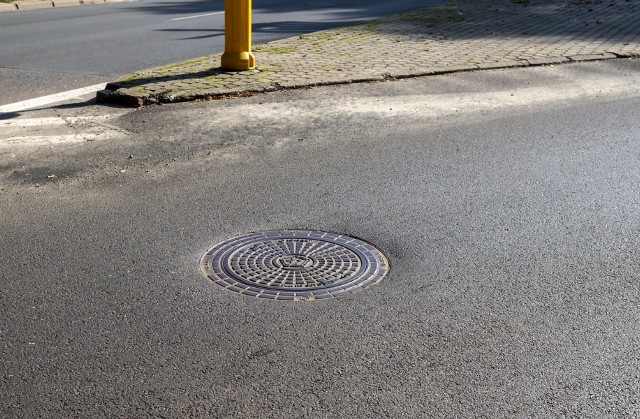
[{"x1": 98, "y1": 0, "x2": 640, "y2": 107}]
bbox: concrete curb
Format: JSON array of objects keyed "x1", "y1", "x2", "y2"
[
  {"x1": 0, "y1": 0, "x2": 126, "y2": 12},
  {"x1": 97, "y1": 55, "x2": 625, "y2": 108},
  {"x1": 15, "y1": 0, "x2": 52, "y2": 10},
  {"x1": 52, "y1": 0, "x2": 82, "y2": 8},
  {"x1": 0, "y1": 2, "x2": 18, "y2": 10}
]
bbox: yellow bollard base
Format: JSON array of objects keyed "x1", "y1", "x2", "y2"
[{"x1": 221, "y1": 51, "x2": 256, "y2": 71}]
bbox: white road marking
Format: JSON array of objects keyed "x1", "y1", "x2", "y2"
[
  {"x1": 170, "y1": 11, "x2": 224, "y2": 21},
  {"x1": 0, "y1": 83, "x2": 108, "y2": 114}
]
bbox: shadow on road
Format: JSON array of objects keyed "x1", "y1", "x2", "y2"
[
  {"x1": 129, "y1": 0, "x2": 437, "y2": 19},
  {"x1": 0, "y1": 112, "x2": 20, "y2": 121},
  {"x1": 157, "y1": 20, "x2": 353, "y2": 40}
]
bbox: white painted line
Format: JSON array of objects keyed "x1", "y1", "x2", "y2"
[
  {"x1": 170, "y1": 11, "x2": 224, "y2": 21},
  {"x1": 0, "y1": 83, "x2": 108, "y2": 114}
]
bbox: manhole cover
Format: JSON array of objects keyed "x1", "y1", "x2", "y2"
[{"x1": 200, "y1": 230, "x2": 389, "y2": 300}]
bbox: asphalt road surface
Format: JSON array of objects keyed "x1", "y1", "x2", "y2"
[
  {"x1": 0, "y1": 0, "x2": 439, "y2": 105},
  {"x1": 1, "y1": 59, "x2": 640, "y2": 417}
]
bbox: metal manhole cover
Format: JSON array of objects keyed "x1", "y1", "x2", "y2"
[{"x1": 200, "y1": 230, "x2": 389, "y2": 300}]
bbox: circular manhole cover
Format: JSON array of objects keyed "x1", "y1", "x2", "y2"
[{"x1": 200, "y1": 230, "x2": 389, "y2": 300}]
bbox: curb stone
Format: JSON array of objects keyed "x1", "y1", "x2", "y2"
[
  {"x1": 15, "y1": 0, "x2": 52, "y2": 10},
  {"x1": 52, "y1": 0, "x2": 82, "y2": 7},
  {"x1": 0, "y1": 3, "x2": 18, "y2": 10}
]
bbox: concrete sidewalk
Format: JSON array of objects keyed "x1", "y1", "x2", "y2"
[
  {"x1": 98, "y1": 0, "x2": 640, "y2": 107},
  {"x1": 0, "y1": 0, "x2": 125, "y2": 12}
]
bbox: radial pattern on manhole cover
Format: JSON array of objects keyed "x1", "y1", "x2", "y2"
[{"x1": 200, "y1": 230, "x2": 389, "y2": 300}]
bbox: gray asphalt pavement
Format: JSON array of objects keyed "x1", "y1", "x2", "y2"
[
  {"x1": 1, "y1": 59, "x2": 640, "y2": 416},
  {"x1": 0, "y1": 0, "x2": 440, "y2": 104}
]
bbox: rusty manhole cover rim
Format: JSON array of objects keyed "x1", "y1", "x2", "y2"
[{"x1": 200, "y1": 229, "x2": 389, "y2": 300}]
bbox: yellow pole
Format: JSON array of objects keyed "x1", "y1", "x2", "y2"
[{"x1": 221, "y1": 0, "x2": 255, "y2": 71}]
